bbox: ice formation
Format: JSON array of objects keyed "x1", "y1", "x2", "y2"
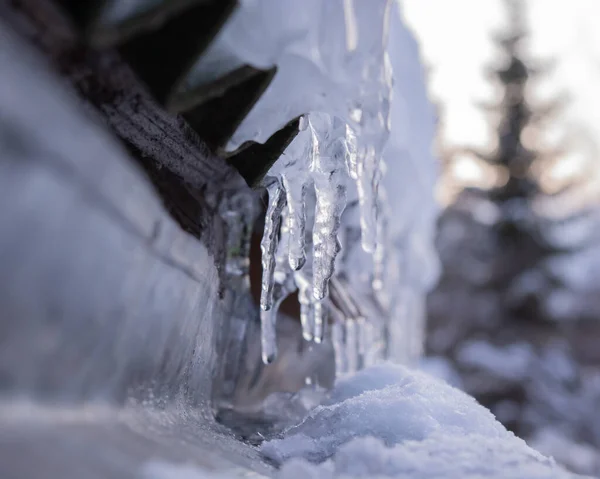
[{"x1": 197, "y1": 0, "x2": 439, "y2": 366}]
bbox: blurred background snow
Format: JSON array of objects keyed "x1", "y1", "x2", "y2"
[{"x1": 402, "y1": 0, "x2": 600, "y2": 476}]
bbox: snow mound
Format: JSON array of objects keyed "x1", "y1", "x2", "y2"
[
  {"x1": 275, "y1": 433, "x2": 579, "y2": 479},
  {"x1": 260, "y1": 364, "x2": 585, "y2": 478}
]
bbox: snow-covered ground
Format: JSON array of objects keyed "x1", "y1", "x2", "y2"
[{"x1": 143, "y1": 365, "x2": 587, "y2": 479}]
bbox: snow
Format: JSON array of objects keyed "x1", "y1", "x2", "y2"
[
  {"x1": 456, "y1": 340, "x2": 534, "y2": 381},
  {"x1": 419, "y1": 356, "x2": 464, "y2": 389},
  {"x1": 204, "y1": 0, "x2": 439, "y2": 367},
  {"x1": 506, "y1": 239, "x2": 600, "y2": 323},
  {"x1": 427, "y1": 335, "x2": 600, "y2": 476},
  {"x1": 141, "y1": 365, "x2": 585, "y2": 479},
  {"x1": 273, "y1": 433, "x2": 580, "y2": 479},
  {"x1": 260, "y1": 364, "x2": 583, "y2": 478},
  {"x1": 529, "y1": 428, "x2": 600, "y2": 476},
  {"x1": 262, "y1": 364, "x2": 513, "y2": 464}
]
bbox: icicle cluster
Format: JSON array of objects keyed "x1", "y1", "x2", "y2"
[
  {"x1": 205, "y1": 0, "x2": 440, "y2": 370},
  {"x1": 252, "y1": 1, "x2": 407, "y2": 367},
  {"x1": 258, "y1": 114, "x2": 352, "y2": 363}
]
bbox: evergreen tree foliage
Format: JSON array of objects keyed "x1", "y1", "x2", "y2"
[{"x1": 471, "y1": 0, "x2": 566, "y2": 317}]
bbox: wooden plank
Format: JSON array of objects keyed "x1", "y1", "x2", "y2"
[{"x1": 1, "y1": 0, "x2": 237, "y2": 190}]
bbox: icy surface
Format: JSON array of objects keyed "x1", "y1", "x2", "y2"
[{"x1": 204, "y1": 0, "x2": 439, "y2": 365}]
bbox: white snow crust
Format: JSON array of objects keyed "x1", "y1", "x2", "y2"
[
  {"x1": 142, "y1": 365, "x2": 585, "y2": 479},
  {"x1": 261, "y1": 364, "x2": 585, "y2": 479}
]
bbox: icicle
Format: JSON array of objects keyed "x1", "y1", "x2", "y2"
[
  {"x1": 260, "y1": 180, "x2": 287, "y2": 311},
  {"x1": 208, "y1": 0, "x2": 441, "y2": 379},
  {"x1": 344, "y1": 124, "x2": 359, "y2": 179},
  {"x1": 356, "y1": 316, "x2": 367, "y2": 357},
  {"x1": 372, "y1": 240, "x2": 385, "y2": 292},
  {"x1": 372, "y1": 180, "x2": 390, "y2": 294},
  {"x1": 273, "y1": 210, "x2": 296, "y2": 293},
  {"x1": 357, "y1": 316, "x2": 378, "y2": 368},
  {"x1": 408, "y1": 290, "x2": 426, "y2": 362},
  {"x1": 260, "y1": 210, "x2": 297, "y2": 364},
  {"x1": 349, "y1": 18, "x2": 393, "y2": 254},
  {"x1": 330, "y1": 304, "x2": 347, "y2": 376},
  {"x1": 220, "y1": 191, "x2": 259, "y2": 279},
  {"x1": 296, "y1": 271, "x2": 315, "y2": 342},
  {"x1": 250, "y1": 0, "x2": 437, "y2": 374},
  {"x1": 303, "y1": 343, "x2": 320, "y2": 388},
  {"x1": 310, "y1": 119, "x2": 348, "y2": 302},
  {"x1": 387, "y1": 283, "x2": 410, "y2": 364},
  {"x1": 282, "y1": 174, "x2": 307, "y2": 271},
  {"x1": 272, "y1": 123, "x2": 311, "y2": 273},
  {"x1": 313, "y1": 299, "x2": 326, "y2": 343},
  {"x1": 356, "y1": 146, "x2": 381, "y2": 253},
  {"x1": 355, "y1": 70, "x2": 392, "y2": 254},
  {"x1": 259, "y1": 179, "x2": 287, "y2": 364},
  {"x1": 345, "y1": 319, "x2": 359, "y2": 374},
  {"x1": 260, "y1": 313, "x2": 277, "y2": 365}
]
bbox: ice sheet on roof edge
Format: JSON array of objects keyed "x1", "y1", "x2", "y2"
[{"x1": 202, "y1": 0, "x2": 440, "y2": 366}]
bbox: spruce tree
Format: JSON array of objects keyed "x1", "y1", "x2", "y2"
[{"x1": 473, "y1": 0, "x2": 564, "y2": 319}]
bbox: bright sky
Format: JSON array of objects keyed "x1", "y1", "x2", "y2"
[{"x1": 401, "y1": 0, "x2": 600, "y2": 203}]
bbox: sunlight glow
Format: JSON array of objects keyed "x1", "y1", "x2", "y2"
[{"x1": 402, "y1": 0, "x2": 600, "y2": 206}]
